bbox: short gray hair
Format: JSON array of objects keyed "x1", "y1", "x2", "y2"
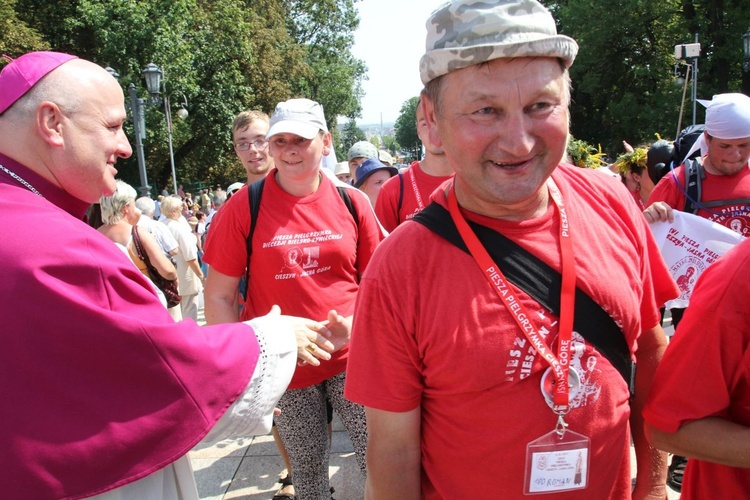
[
  {"x1": 99, "y1": 180, "x2": 137, "y2": 224},
  {"x1": 135, "y1": 196, "x2": 156, "y2": 216},
  {"x1": 159, "y1": 195, "x2": 183, "y2": 217},
  {"x1": 213, "y1": 190, "x2": 228, "y2": 209}
]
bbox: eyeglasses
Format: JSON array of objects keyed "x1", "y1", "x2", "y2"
[{"x1": 234, "y1": 139, "x2": 268, "y2": 151}]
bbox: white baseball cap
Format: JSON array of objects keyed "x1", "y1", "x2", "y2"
[{"x1": 267, "y1": 98, "x2": 328, "y2": 140}]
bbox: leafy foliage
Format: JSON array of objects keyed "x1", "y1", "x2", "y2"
[
  {"x1": 5, "y1": 0, "x2": 750, "y2": 186},
  {"x1": 6, "y1": 0, "x2": 365, "y2": 191},
  {"x1": 566, "y1": 137, "x2": 606, "y2": 169},
  {"x1": 0, "y1": 0, "x2": 49, "y2": 55},
  {"x1": 382, "y1": 135, "x2": 400, "y2": 156},
  {"x1": 338, "y1": 119, "x2": 366, "y2": 160},
  {"x1": 394, "y1": 96, "x2": 420, "y2": 161},
  {"x1": 550, "y1": 0, "x2": 750, "y2": 155},
  {"x1": 285, "y1": 0, "x2": 367, "y2": 158},
  {"x1": 614, "y1": 147, "x2": 648, "y2": 175}
]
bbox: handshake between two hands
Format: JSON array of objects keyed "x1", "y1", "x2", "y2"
[{"x1": 265, "y1": 305, "x2": 352, "y2": 366}]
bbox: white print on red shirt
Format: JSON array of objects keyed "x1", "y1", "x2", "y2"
[
  {"x1": 266, "y1": 230, "x2": 341, "y2": 281},
  {"x1": 710, "y1": 205, "x2": 750, "y2": 237},
  {"x1": 504, "y1": 308, "x2": 603, "y2": 409}
]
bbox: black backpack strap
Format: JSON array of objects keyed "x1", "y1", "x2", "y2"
[
  {"x1": 337, "y1": 186, "x2": 359, "y2": 225},
  {"x1": 396, "y1": 172, "x2": 404, "y2": 221},
  {"x1": 412, "y1": 202, "x2": 635, "y2": 392},
  {"x1": 683, "y1": 158, "x2": 703, "y2": 214},
  {"x1": 699, "y1": 197, "x2": 750, "y2": 209},
  {"x1": 241, "y1": 181, "x2": 357, "y2": 300},
  {"x1": 242, "y1": 178, "x2": 265, "y2": 300}
]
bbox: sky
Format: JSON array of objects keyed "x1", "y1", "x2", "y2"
[{"x1": 350, "y1": 0, "x2": 446, "y2": 125}]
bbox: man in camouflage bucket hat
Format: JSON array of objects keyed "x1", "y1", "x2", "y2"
[
  {"x1": 345, "y1": 0, "x2": 678, "y2": 498},
  {"x1": 419, "y1": 0, "x2": 577, "y2": 85}
]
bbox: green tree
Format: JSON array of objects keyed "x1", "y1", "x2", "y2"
[
  {"x1": 395, "y1": 96, "x2": 420, "y2": 161},
  {"x1": 557, "y1": 0, "x2": 685, "y2": 154},
  {"x1": 382, "y1": 135, "x2": 399, "y2": 155},
  {"x1": 11, "y1": 0, "x2": 342, "y2": 190},
  {"x1": 338, "y1": 118, "x2": 366, "y2": 159},
  {"x1": 0, "y1": 0, "x2": 49, "y2": 56},
  {"x1": 286, "y1": 0, "x2": 367, "y2": 129},
  {"x1": 549, "y1": 0, "x2": 750, "y2": 153}
]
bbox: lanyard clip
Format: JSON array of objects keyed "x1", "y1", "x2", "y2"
[{"x1": 554, "y1": 412, "x2": 569, "y2": 438}]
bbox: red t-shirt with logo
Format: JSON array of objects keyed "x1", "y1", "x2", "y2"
[
  {"x1": 647, "y1": 162, "x2": 750, "y2": 236},
  {"x1": 347, "y1": 164, "x2": 678, "y2": 499},
  {"x1": 204, "y1": 171, "x2": 384, "y2": 388}
]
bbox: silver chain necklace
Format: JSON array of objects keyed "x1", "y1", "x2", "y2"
[{"x1": 0, "y1": 162, "x2": 44, "y2": 198}]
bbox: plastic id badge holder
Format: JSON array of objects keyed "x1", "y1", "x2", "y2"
[{"x1": 523, "y1": 428, "x2": 590, "y2": 495}]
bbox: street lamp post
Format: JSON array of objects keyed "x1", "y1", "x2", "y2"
[
  {"x1": 106, "y1": 66, "x2": 151, "y2": 197},
  {"x1": 106, "y1": 62, "x2": 188, "y2": 197},
  {"x1": 128, "y1": 84, "x2": 150, "y2": 197},
  {"x1": 142, "y1": 63, "x2": 189, "y2": 196},
  {"x1": 742, "y1": 29, "x2": 750, "y2": 96}
]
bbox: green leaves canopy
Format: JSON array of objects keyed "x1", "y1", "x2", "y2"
[
  {"x1": 4, "y1": 0, "x2": 366, "y2": 192},
  {"x1": 394, "y1": 96, "x2": 420, "y2": 162}
]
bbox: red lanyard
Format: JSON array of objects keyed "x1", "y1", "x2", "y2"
[
  {"x1": 409, "y1": 167, "x2": 425, "y2": 211},
  {"x1": 447, "y1": 179, "x2": 577, "y2": 411}
]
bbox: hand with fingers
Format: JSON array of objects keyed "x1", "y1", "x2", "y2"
[
  {"x1": 321, "y1": 309, "x2": 353, "y2": 352},
  {"x1": 296, "y1": 322, "x2": 336, "y2": 366},
  {"x1": 643, "y1": 201, "x2": 674, "y2": 223},
  {"x1": 263, "y1": 305, "x2": 335, "y2": 366}
]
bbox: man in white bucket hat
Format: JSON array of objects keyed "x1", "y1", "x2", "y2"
[
  {"x1": 645, "y1": 93, "x2": 750, "y2": 236},
  {"x1": 345, "y1": 1, "x2": 678, "y2": 498}
]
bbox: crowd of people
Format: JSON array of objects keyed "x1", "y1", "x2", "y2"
[{"x1": 1, "y1": 1, "x2": 749, "y2": 499}]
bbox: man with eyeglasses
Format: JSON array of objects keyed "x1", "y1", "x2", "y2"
[
  {"x1": 204, "y1": 111, "x2": 273, "y2": 247},
  {"x1": 232, "y1": 110, "x2": 274, "y2": 185}
]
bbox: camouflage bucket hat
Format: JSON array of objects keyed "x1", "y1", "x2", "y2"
[{"x1": 420, "y1": 0, "x2": 578, "y2": 85}]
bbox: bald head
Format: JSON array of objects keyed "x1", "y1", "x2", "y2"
[{"x1": 0, "y1": 56, "x2": 131, "y2": 204}]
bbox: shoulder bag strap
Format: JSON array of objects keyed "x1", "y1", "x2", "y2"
[
  {"x1": 413, "y1": 202, "x2": 635, "y2": 392},
  {"x1": 683, "y1": 158, "x2": 702, "y2": 214},
  {"x1": 337, "y1": 186, "x2": 359, "y2": 226},
  {"x1": 242, "y1": 178, "x2": 265, "y2": 300},
  {"x1": 131, "y1": 225, "x2": 150, "y2": 265},
  {"x1": 130, "y1": 225, "x2": 158, "y2": 277},
  {"x1": 396, "y1": 172, "x2": 404, "y2": 219}
]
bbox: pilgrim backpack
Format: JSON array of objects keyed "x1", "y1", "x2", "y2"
[{"x1": 681, "y1": 157, "x2": 750, "y2": 214}]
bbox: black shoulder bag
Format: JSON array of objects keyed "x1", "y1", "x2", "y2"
[{"x1": 413, "y1": 202, "x2": 635, "y2": 395}]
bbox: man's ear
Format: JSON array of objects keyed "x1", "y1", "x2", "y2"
[
  {"x1": 36, "y1": 101, "x2": 65, "y2": 147},
  {"x1": 321, "y1": 131, "x2": 333, "y2": 156},
  {"x1": 421, "y1": 94, "x2": 443, "y2": 149}
]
